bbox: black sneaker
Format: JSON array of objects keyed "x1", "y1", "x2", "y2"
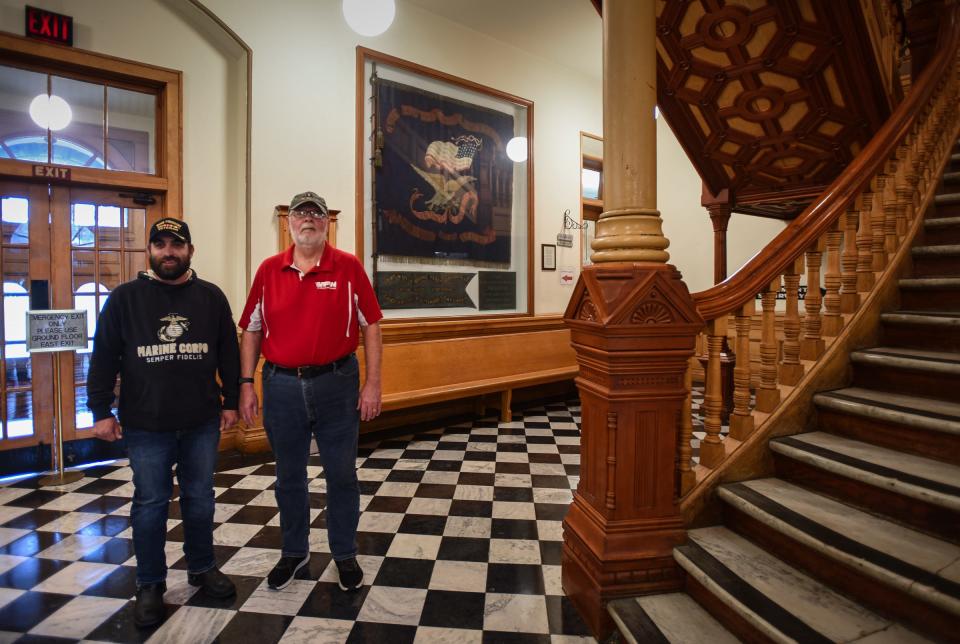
[
  {"x1": 134, "y1": 582, "x2": 166, "y2": 628},
  {"x1": 188, "y1": 567, "x2": 236, "y2": 599},
  {"x1": 267, "y1": 555, "x2": 310, "y2": 590},
  {"x1": 335, "y1": 557, "x2": 363, "y2": 591}
]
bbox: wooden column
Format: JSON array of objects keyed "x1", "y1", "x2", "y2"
[{"x1": 562, "y1": 1, "x2": 699, "y2": 638}]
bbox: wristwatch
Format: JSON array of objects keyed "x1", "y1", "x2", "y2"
[{"x1": 238, "y1": 377, "x2": 255, "y2": 385}]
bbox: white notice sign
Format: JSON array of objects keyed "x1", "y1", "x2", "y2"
[{"x1": 27, "y1": 309, "x2": 88, "y2": 353}]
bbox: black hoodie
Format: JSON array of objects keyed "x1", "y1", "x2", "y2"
[{"x1": 86, "y1": 270, "x2": 240, "y2": 431}]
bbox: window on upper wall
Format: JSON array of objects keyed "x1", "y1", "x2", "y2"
[{"x1": 0, "y1": 64, "x2": 156, "y2": 174}]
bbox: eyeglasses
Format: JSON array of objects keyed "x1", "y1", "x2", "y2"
[{"x1": 290, "y1": 210, "x2": 328, "y2": 220}]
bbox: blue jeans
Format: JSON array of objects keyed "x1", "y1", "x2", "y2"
[
  {"x1": 262, "y1": 355, "x2": 360, "y2": 561},
  {"x1": 124, "y1": 418, "x2": 220, "y2": 585}
]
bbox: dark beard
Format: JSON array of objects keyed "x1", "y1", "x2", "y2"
[{"x1": 149, "y1": 254, "x2": 190, "y2": 281}]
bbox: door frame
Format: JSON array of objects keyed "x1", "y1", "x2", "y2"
[{"x1": 0, "y1": 33, "x2": 182, "y2": 451}]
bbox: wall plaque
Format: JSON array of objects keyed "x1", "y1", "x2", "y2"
[
  {"x1": 478, "y1": 271, "x2": 516, "y2": 310},
  {"x1": 376, "y1": 272, "x2": 475, "y2": 309}
]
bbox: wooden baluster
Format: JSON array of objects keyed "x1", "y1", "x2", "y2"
[
  {"x1": 699, "y1": 318, "x2": 725, "y2": 469},
  {"x1": 779, "y1": 259, "x2": 804, "y2": 385},
  {"x1": 895, "y1": 138, "x2": 913, "y2": 237},
  {"x1": 756, "y1": 279, "x2": 780, "y2": 413},
  {"x1": 908, "y1": 123, "x2": 923, "y2": 214},
  {"x1": 883, "y1": 157, "x2": 899, "y2": 255},
  {"x1": 729, "y1": 302, "x2": 755, "y2": 441},
  {"x1": 871, "y1": 172, "x2": 888, "y2": 270},
  {"x1": 801, "y1": 238, "x2": 826, "y2": 360},
  {"x1": 856, "y1": 191, "x2": 875, "y2": 292},
  {"x1": 839, "y1": 204, "x2": 860, "y2": 313},
  {"x1": 822, "y1": 219, "x2": 844, "y2": 336},
  {"x1": 679, "y1": 365, "x2": 694, "y2": 495}
]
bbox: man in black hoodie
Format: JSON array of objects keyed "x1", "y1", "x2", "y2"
[{"x1": 86, "y1": 218, "x2": 240, "y2": 628}]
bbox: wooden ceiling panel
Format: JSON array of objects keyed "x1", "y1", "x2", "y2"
[{"x1": 656, "y1": 0, "x2": 894, "y2": 212}]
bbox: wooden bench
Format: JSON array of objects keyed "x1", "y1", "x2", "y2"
[
  {"x1": 227, "y1": 324, "x2": 578, "y2": 453},
  {"x1": 376, "y1": 328, "x2": 578, "y2": 421}
]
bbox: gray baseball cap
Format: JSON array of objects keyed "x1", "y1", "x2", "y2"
[{"x1": 289, "y1": 191, "x2": 328, "y2": 215}]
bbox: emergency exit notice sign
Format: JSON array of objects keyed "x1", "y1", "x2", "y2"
[{"x1": 27, "y1": 310, "x2": 87, "y2": 353}]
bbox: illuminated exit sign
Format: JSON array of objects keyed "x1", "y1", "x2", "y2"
[{"x1": 25, "y1": 6, "x2": 73, "y2": 47}]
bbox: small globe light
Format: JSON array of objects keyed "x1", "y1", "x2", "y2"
[
  {"x1": 29, "y1": 94, "x2": 72, "y2": 131},
  {"x1": 506, "y1": 136, "x2": 527, "y2": 162},
  {"x1": 343, "y1": 0, "x2": 396, "y2": 37}
]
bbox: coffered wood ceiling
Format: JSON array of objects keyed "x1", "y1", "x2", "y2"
[{"x1": 593, "y1": 0, "x2": 898, "y2": 218}]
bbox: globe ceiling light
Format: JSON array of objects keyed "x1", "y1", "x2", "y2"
[
  {"x1": 29, "y1": 94, "x2": 72, "y2": 131},
  {"x1": 342, "y1": 0, "x2": 396, "y2": 37},
  {"x1": 506, "y1": 136, "x2": 528, "y2": 163}
]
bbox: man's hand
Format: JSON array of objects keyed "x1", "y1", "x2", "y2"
[
  {"x1": 92, "y1": 416, "x2": 122, "y2": 442},
  {"x1": 358, "y1": 381, "x2": 382, "y2": 422},
  {"x1": 240, "y1": 385, "x2": 259, "y2": 425},
  {"x1": 220, "y1": 409, "x2": 239, "y2": 432}
]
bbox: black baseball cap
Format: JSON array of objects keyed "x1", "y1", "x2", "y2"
[{"x1": 149, "y1": 218, "x2": 191, "y2": 244}]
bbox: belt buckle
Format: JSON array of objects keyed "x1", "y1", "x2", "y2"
[{"x1": 296, "y1": 366, "x2": 307, "y2": 378}]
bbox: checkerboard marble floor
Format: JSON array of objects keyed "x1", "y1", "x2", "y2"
[
  {"x1": 0, "y1": 400, "x2": 594, "y2": 643},
  {"x1": 0, "y1": 393, "x2": 722, "y2": 643}
]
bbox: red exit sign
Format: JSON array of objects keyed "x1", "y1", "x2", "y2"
[{"x1": 25, "y1": 6, "x2": 73, "y2": 46}]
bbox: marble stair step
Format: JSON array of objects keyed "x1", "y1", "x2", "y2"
[
  {"x1": 912, "y1": 244, "x2": 960, "y2": 255},
  {"x1": 922, "y1": 216, "x2": 960, "y2": 243},
  {"x1": 899, "y1": 277, "x2": 960, "y2": 289},
  {"x1": 607, "y1": 593, "x2": 739, "y2": 644},
  {"x1": 814, "y1": 387, "x2": 960, "y2": 437},
  {"x1": 911, "y1": 244, "x2": 960, "y2": 276},
  {"x1": 849, "y1": 347, "x2": 960, "y2": 399},
  {"x1": 675, "y1": 526, "x2": 933, "y2": 644},
  {"x1": 770, "y1": 432, "x2": 960, "y2": 502},
  {"x1": 935, "y1": 193, "x2": 960, "y2": 206},
  {"x1": 851, "y1": 347, "x2": 960, "y2": 375},
  {"x1": 880, "y1": 311, "x2": 960, "y2": 352},
  {"x1": 718, "y1": 479, "x2": 960, "y2": 621}
]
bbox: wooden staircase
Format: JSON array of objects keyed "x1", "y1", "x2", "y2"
[{"x1": 608, "y1": 143, "x2": 960, "y2": 643}]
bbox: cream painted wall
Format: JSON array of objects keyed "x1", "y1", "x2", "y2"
[
  {"x1": 0, "y1": 0, "x2": 782, "y2": 314},
  {"x1": 202, "y1": 0, "x2": 604, "y2": 314}
]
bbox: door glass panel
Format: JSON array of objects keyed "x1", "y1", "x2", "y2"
[
  {"x1": 1, "y1": 210, "x2": 32, "y2": 441},
  {"x1": 50, "y1": 76, "x2": 105, "y2": 169},
  {"x1": 124, "y1": 208, "x2": 145, "y2": 248},
  {"x1": 99, "y1": 251, "x2": 121, "y2": 291},
  {"x1": 71, "y1": 202, "x2": 96, "y2": 248},
  {"x1": 96, "y1": 205, "x2": 122, "y2": 249},
  {"x1": 0, "y1": 65, "x2": 49, "y2": 162},
  {"x1": 1, "y1": 197, "x2": 29, "y2": 245},
  {"x1": 124, "y1": 251, "x2": 145, "y2": 280},
  {"x1": 107, "y1": 88, "x2": 156, "y2": 173}
]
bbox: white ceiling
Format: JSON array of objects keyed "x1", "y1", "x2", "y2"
[{"x1": 404, "y1": 0, "x2": 602, "y2": 79}]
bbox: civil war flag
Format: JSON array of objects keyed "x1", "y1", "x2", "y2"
[{"x1": 374, "y1": 78, "x2": 514, "y2": 266}]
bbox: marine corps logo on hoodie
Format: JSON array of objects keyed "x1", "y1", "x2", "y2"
[{"x1": 158, "y1": 314, "x2": 189, "y2": 342}]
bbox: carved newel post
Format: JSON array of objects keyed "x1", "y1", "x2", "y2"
[{"x1": 561, "y1": 1, "x2": 702, "y2": 638}]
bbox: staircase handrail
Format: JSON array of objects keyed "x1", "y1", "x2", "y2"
[{"x1": 691, "y1": 4, "x2": 960, "y2": 320}]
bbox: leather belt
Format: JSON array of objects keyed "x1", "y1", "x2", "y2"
[{"x1": 267, "y1": 354, "x2": 353, "y2": 379}]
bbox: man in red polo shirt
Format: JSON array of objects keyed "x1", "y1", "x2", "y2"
[{"x1": 238, "y1": 191, "x2": 383, "y2": 592}]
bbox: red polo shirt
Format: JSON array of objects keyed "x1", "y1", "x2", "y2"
[{"x1": 239, "y1": 244, "x2": 383, "y2": 368}]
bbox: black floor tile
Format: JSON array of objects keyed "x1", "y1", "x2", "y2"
[
  {"x1": 297, "y1": 582, "x2": 369, "y2": 620},
  {"x1": 347, "y1": 621, "x2": 417, "y2": 644},
  {"x1": 436, "y1": 537, "x2": 489, "y2": 563},
  {"x1": 215, "y1": 610, "x2": 292, "y2": 644},
  {"x1": 419, "y1": 589, "x2": 486, "y2": 629},
  {"x1": 372, "y1": 557, "x2": 434, "y2": 588},
  {"x1": 485, "y1": 563, "x2": 545, "y2": 595}
]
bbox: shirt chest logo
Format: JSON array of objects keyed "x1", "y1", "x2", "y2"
[{"x1": 316, "y1": 280, "x2": 337, "y2": 290}]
